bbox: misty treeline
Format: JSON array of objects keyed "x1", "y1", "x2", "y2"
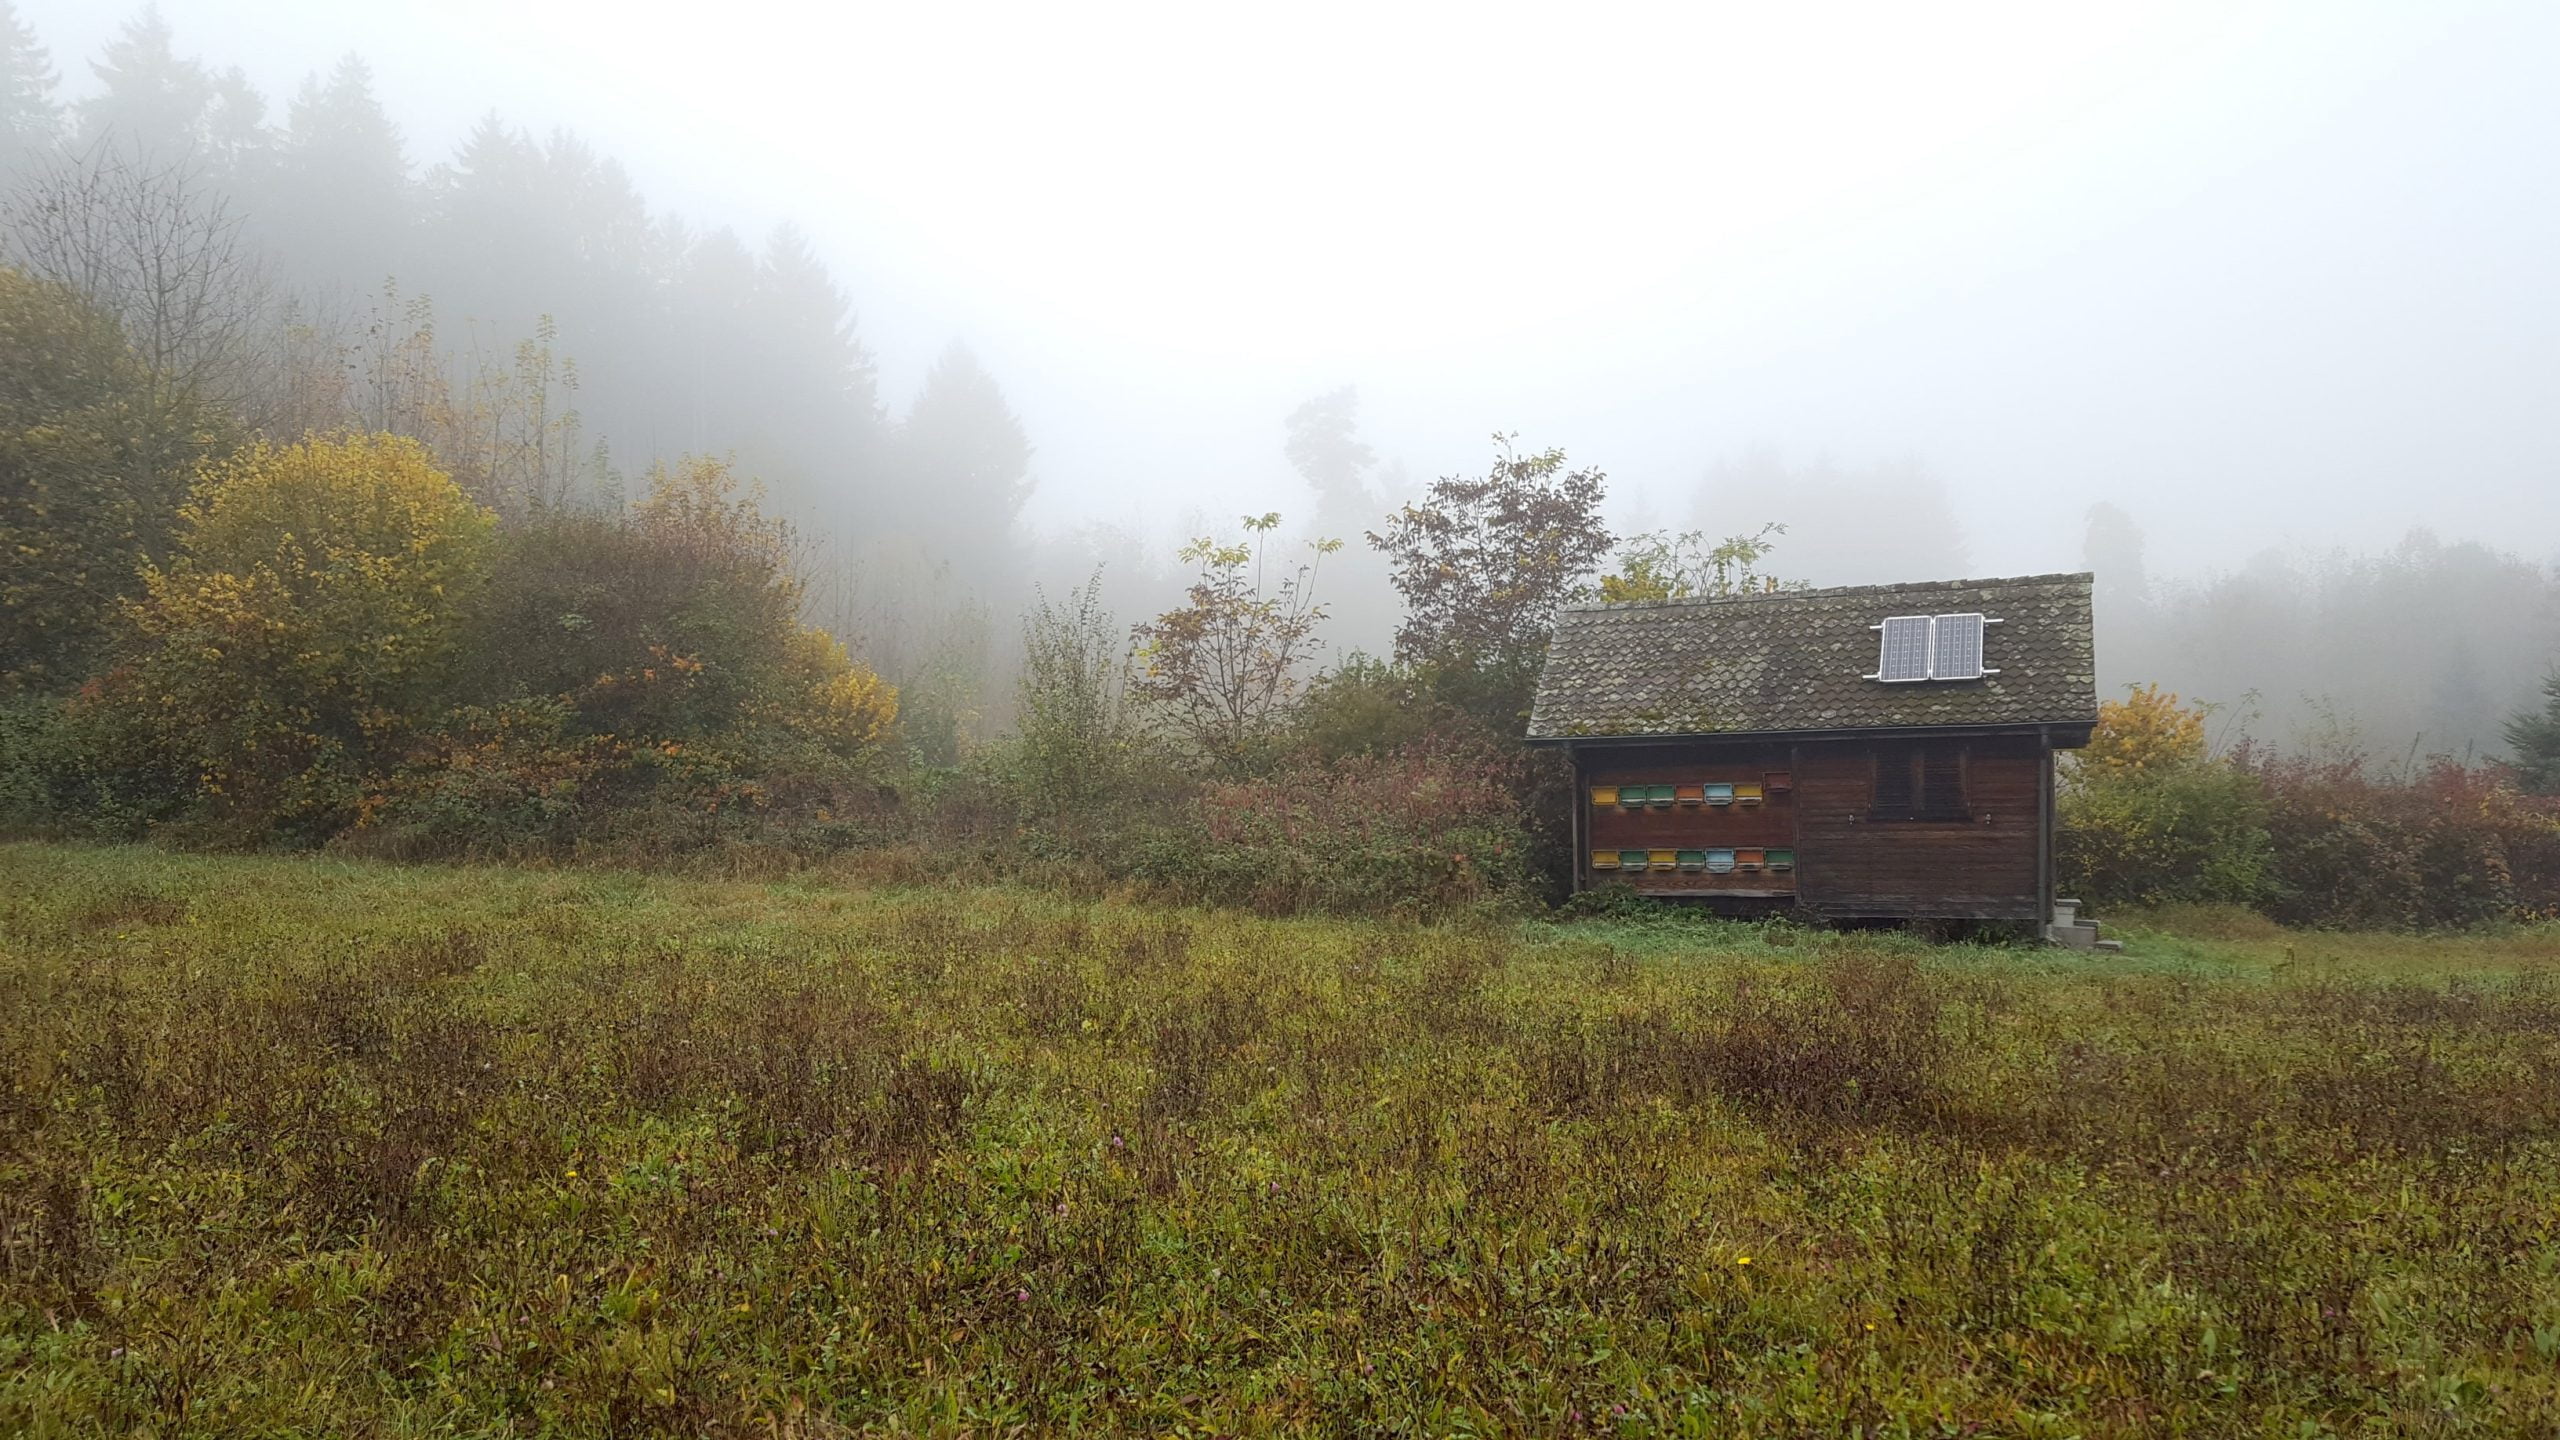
[
  {"x1": 1, "y1": 5, "x2": 2555, "y2": 926},
  {"x1": 0, "y1": 3, "x2": 1038, "y2": 754}
]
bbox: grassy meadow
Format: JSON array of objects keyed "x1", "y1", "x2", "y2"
[{"x1": 3, "y1": 843, "x2": 2558, "y2": 1436}]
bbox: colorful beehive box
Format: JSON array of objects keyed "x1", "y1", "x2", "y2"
[
  {"x1": 1674, "y1": 782, "x2": 1706, "y2": 806},
  {"x1": 1704, "y1": 849, "x2": 1737, "y2": 873},
  {"x1": 1589, "y1": 785, "x2": 1618, "y2": 808},
  {"x1": 1647, "y1": 848, "x2": 1677, "y2": 871},
  {"x1": 1766, "y1": 848, "x2": 1795, "y2": 871},
  {"x1": 1735, "y1": 847, "x2": 1765, "y2": 871},
  {"x1": 1734, "y1": 783, "x2": 1764, "y2": 807},
  {"x1": 1703, "y1": 783, "x2": 1735, "y2": 806},
  {"x1": 1618, "y1": 849, "x2": 1649, "y2": 871},
  {"x1": 1676, "y1": 849, "x2": 1708, "y2": 872}
]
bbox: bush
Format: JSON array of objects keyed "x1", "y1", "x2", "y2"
[
  {"x1": 1120, "y1": 736, "x2": 1540, "y2": 917},
  {"x1": 0, "y1": 268, "x2": 227, "y2": 689},
  {"x1": 1006, "y1": 572, "x2": 1143, "y2": 819},
  {"x1": 2058, "y1": 760, "x2": 2272, "y2": 909},
  {"x1": 2248, "y1": 750, "x2": 2558, "y2": 929},
  {"x1": 80, "y1": 433, "x2": 495, "y2": 842},
  {"x1": 351, "y1": 699, "x2": 627, "y2": 857},
  {"x1": 0, "y1": 693, "x2": 80, "y2": 832},
  {"x1": 1288, "y1": 653, "x2": 1455, "y2": 761}
]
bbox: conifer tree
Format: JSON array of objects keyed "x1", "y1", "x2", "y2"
[
  {"x1": 0, "y1": 0, "x2": 60, "y2": 175},
  {"x1": 2506, "y1": 668, "x2": 2560, "y2": 793},
  {"x1": 75, "y1": 7, "x2": 209, "y2": 158},
  {"x1": 274, "y1": 54, "x2": 409, "y2": 292},
  {"x1": 1284, "y1": 385, "x2": 1375, "y2": 529},
  {"x1": 200, "y1": 65, "x2": 269, "y2": 183},
  {"x1": 898, "y1": 342, "x2": 1032, "y2": 538}
]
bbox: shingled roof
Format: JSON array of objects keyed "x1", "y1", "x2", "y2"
[{"x1": 1526, "y1": 572, "x2": 2098, "y2": 742}]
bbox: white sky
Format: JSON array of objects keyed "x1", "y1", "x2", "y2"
[{"x1": 26, "y1": 0, "x2": 2560, "y2": 578}]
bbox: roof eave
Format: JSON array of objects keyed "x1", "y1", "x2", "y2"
[{"x1": 1526, "y1": 718, "x2": 2098, "y2": 749}]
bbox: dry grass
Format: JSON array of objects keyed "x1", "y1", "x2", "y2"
[{"x1": 3, "y1": 841, "x2": 2557, "y2": 1435}]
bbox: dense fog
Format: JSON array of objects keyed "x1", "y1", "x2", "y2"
[{"x1": 5, "y1": 0, "x2": 2554, "y2": 759}]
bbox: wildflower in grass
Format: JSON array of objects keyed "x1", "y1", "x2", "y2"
[
  {"x1": 1735, "y1": 1254, "x2": 1751, "y2": 1266},
  {"x1": 1016, "y1": 1287, "x2": 1030, "y2": 1302}
]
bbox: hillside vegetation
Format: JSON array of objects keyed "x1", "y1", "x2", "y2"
[{"x1": 3, "y1": 844, "x2": 2558, "y2": 1435}]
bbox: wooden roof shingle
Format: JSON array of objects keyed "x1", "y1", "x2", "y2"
[{"x1": 1526, "y1": 572, "x2": 2098, "y2": 742}]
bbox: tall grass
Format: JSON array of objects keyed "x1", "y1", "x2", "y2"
[{"x1": 3, "y1": 842, "x2": 2557, "y2": 1435}]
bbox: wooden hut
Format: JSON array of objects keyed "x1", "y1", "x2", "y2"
[{"x1": 1527, "y1": 573, "x2": 2098, "y2": 929}]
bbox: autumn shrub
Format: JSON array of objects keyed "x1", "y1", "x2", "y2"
[
  {"x1": 349, "y1": 699, "x2": 628, "y2": 857},
  {"x1": 1119, "y1": 735, "x2": 1541, "y2": 917},
  {"x1": 76, "y1": 433, "x2": 495, "y2": 842},
  {"x1": 1287, "y1": 652, "x2": 1457, "y2": 761},
  {"x1": 344, "y1": 460, "x2": 901, "y2": 859},
  {"x1": 2246, "y1": 748, "x2": 2560, "y2": 928},
  {"x1": 0, "y1": 694, "x2": 82, "y2": 832},
  {"x1": 2058, "y1": 759, "x2": 2273, "y2": 908}
]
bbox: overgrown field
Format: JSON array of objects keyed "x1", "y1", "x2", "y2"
[{"x1": 3, "y1": 845, "x2": 2558, "y2": 1436}]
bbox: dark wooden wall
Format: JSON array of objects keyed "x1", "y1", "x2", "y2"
[
  {"x1": 1790, "y1": 735, "x2": 2043, "y2": 921},
  {"x1": 1572, "y1": 732, "x2": 2051, "y2": 921},
  {"x1": 1583, "y1": 745, "x2": 1797, "y2": 898}
]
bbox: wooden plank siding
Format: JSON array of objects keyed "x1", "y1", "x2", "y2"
[
  {"x1": 1791, "y1": 735, "x2": 2043, "y2": 920},
  {"x1": 1569, "y1": 731, "x2": 2054, "y2": 921}
]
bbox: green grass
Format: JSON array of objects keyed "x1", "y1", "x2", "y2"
[{"x1": 3, "y1": 842, "x2": 2558, "y2": 1436}]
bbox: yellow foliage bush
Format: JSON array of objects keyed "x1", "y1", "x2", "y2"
[
  {"x1": 91, "y1": 433, "x2": 494, "y2": 837},
  {"x1": 2082, "y1": 683, "x2": 2207, "y2": 777},
  {"x1": 780, "y1": 627, "x2": 900, "y2": 759}
]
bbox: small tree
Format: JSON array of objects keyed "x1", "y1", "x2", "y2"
[
  {"x1": 86, "y1": 432, "x2": 494, "y2": 837},
  {"x1": 2057, "y1": 682, "x2": 2270, "y2": 909},
  {"x1": 1596, "y1": 523, "x2": 1796, "y2": 604},
  {"x1": 2506, "y1": 667, "x2": 2560, "y2": 794},
  {"x1": 1014, "y1": 568, "x2": 1136, "y2": 811},
  {"x1": 1131, "y1": 513, "x2": 1334, "y2": 767},
  {"x1": 0, "y1": 266, "x2": 221, "y2": 688},
  {"x1": 3, "y1": 141, "x2": 269, "y2": 417},
  {"x1": 1368, "y1": 435, "x2": 1612, "y2": 726}
]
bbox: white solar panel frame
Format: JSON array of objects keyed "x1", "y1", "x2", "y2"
[
  {"x1": 1868, "y1": 615, "x2": 1934, "y2": 683},
  {"x1": 1866, "y1": 611, "x2": 2002, "y2": 683},
  {"x1": 1930, "y1": 613, "x2": 1987, "y2": 680}
]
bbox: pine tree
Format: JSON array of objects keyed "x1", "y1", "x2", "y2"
[
  {"x1": 274, "y1": 54, "x2": 410, "y2": 292},
  {"x1": 898, "y1": 343, "x2": 1032, "y2": 532},
  {"x1": 1284, "y1": 385, "x2": 1375, "y2": 529},
  {"x1": 752, "y1": 223, "x2": 884, "y2": 514},
  {"x1": 2506, "y1": 668, "x2": 2560, "y2": 793},
  {"x1": 200, "y1": 65, "x2": 269, "y2": 183},
  {"x1": 0, "y1": 0, "x2": 60, "y2": 175},
  {"x1": 75, "y1": 6, "x2": 210, "y2": 159}
]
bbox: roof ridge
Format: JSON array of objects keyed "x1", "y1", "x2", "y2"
[{"x1": 1558, "y1": 571, "x2": 2094, "y2": 615}]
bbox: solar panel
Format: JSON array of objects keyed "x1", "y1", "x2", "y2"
[
  {"x1": 1867, "y1": 612, "x2": 2001, "y2": 683},
  {"x1": 1870, "y1": 615, "x2": 1932, "y2": 682},
  {"x1": 1931, "y1": 613, "x2": 1987, "y2": 680}
]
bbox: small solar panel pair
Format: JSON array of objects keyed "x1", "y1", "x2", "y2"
[{"x1": 1868, "y1": 613, "x2": 1999, "y2": 683}]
